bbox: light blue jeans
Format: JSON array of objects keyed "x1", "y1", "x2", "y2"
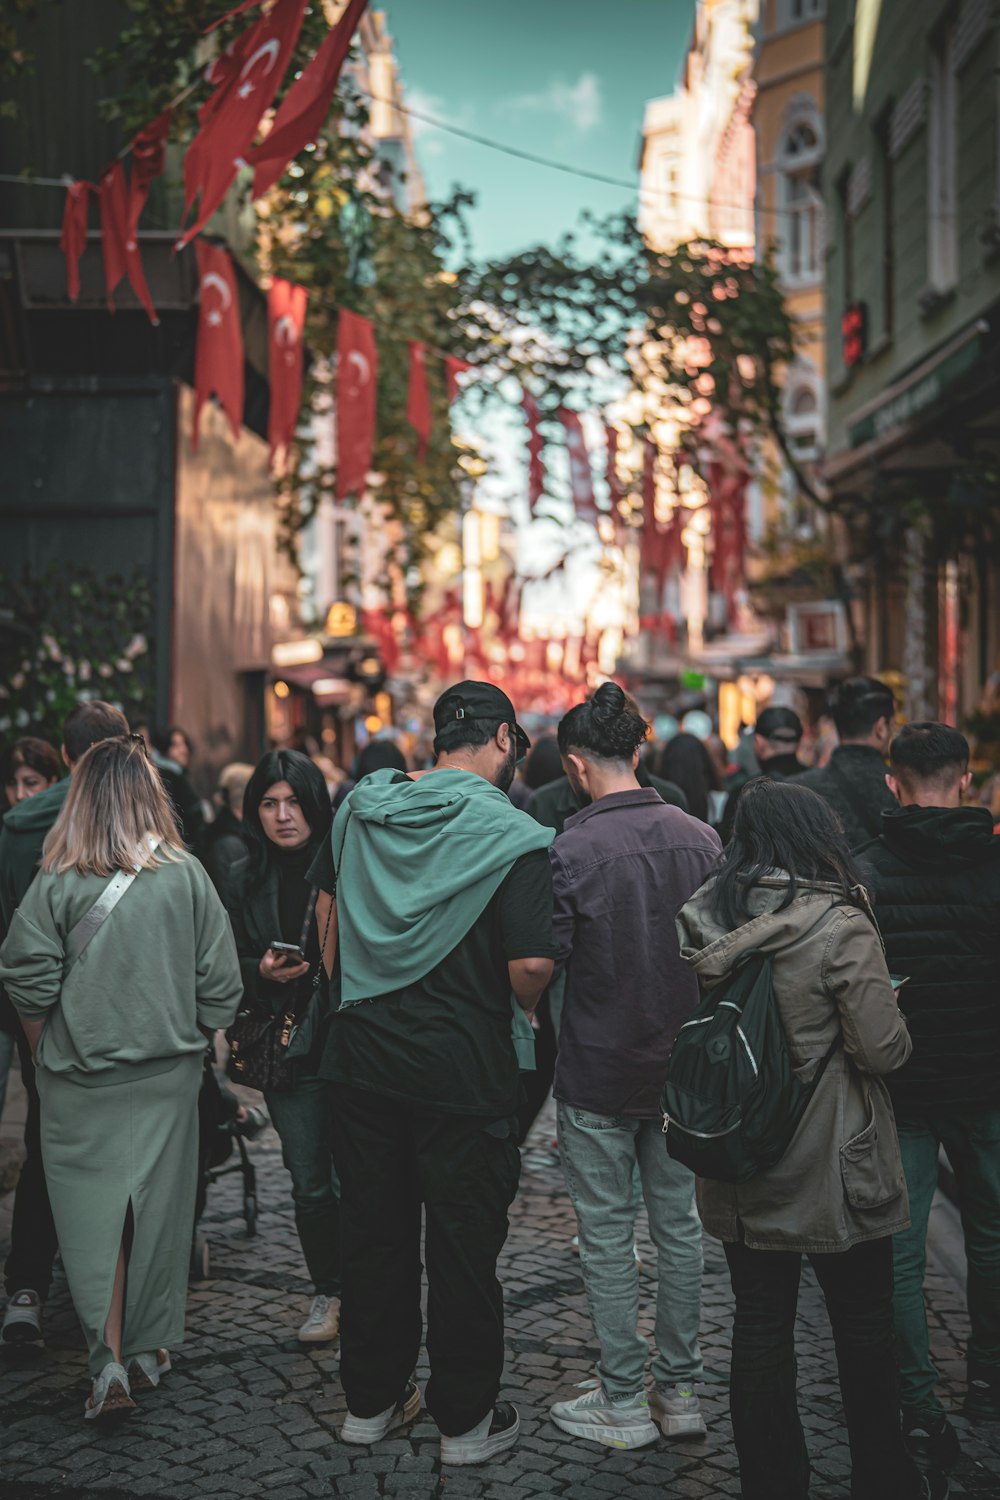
[{"x1": 557, "y1": 1101, "x2": 704, "y2": 1396}]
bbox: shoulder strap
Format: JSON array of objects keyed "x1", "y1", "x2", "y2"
[{"x1": 64, "y1": 838, "x2": 160, "y2": 973}]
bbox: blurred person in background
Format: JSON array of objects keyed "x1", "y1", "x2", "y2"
[
  {"x1": 798, "y1": 678, "x2": 897, "y2": 848},
  {"x1": 333, "y1": 739, "x2": 408, "y2": 811},
  {"x1": 655, "y1": 733, "x2": 722, "y2": 828},
  {"x1": 203, "y1": 762, "x2": 254, "y2": 895},
  {"x1": 719, "y1": 708, "x2": 807, "y2": 844},
  {"x1": 0, "y1": 703, "x2": 129, "y2": 1349},
  {"x1": 225, "y1": 750, "x2": 340, "y2": 1345},
  {"x1": 0, "y1": 738, "x2": 63, "y2": 1129},
  {"x1": 0, "y1": 735, "x2": 241, "y2": 1418}
]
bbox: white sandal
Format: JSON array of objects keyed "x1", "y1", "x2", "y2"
[
  {"x1": 127, "y1": 1348, "x2": 172, "y2": 1392},
  {"x1": 85, "y1": 1361, "x2": 136, "y2": 1420}
]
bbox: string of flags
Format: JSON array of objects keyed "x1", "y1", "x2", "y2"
[{"x1": 44, "y1": 0, "x2": 746, "y2": 600}]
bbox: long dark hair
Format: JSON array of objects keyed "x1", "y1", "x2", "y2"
[
  {"x1": 558, "y1": 682, "x2": 648, "y2": 762},
  {"x1": 242, "y1": 749, "x2": 332, "y2": 887},
  {"x1": 710, "y1": 778, "x2": 867, "y2": 928},
  {"x1": 522, "y1": 734, "x2": 563, "y2": 791},
  {"x1": 655, "y1": 732, "x2": 720, "y2": 824}
]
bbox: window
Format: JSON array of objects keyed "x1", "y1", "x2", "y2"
[
  {"x1": 927, "y1": 24, "x2": 958, "y2": 291},
  {"x1": 776, "y1": 0, "x2": 825, "y2": 24},
  {"x1": 777, "y1": 107, "x2": 824, "y2": 283},
  {"x1": 783, "y1": 367, "x2": 824, "y2": 460},
  {"x1": 877, "y1": 109, "x2": 895, "y2": 337}
]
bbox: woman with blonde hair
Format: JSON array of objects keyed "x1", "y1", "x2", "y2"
[{"x1": 0, "y1": 735, "x2": 242, "y2": 1420}]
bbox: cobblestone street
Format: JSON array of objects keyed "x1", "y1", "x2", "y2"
[{"x1": 2, "y1": 1087, "x2": 1000, "y2": 1500}]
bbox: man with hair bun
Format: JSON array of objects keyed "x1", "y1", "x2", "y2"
[
  {"x1": 547, "y1": 682, "x2": 722, "y2": 1450},
  {"x1": 862, "y1": 721, "x2": 1000, "y2": 1477}
]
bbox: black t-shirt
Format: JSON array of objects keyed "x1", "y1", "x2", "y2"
[{"x1": 308, "y1": 837, "x2": 556, "y2": 1118}]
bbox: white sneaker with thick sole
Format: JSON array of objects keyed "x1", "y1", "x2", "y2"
[
  {"x1": 1, "y1": 1289, "x2": 43, "y2": 1346},
  {"x1": 340, "y1": 1379, "x2": 421, "y2": 1444},
  {"x1": 550, "y1": 1384, "x2": 659, "y2": 1449},
  {"x1": 649, "y1": 1381, "x2": 707, "y2": 1439},
  {"x1": 85, "y1": 1361, "x2": 136, "y2": 1421},
  {"x1": 440, "y1": 1402, "x2": 520, "y2": 1465},
  {"x1": 298, "y1": 1294, "x2": 340, "y2": 1343},
  {"x1": 127, "y1": 1349, "x2": 171, "y2": 1392}
]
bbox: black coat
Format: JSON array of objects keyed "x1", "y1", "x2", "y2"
[
  {"x1": 798, "y1": 744, "x2": 896, "y2": 849},
  {"x1": 861, "y1": 805, "x2": 1000, "y2": 1115}
]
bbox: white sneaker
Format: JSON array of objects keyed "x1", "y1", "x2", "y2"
[
  {"x1": 550, "y1": 1383, "x2": 659, "y2": 1450},
  {"x1": 127, "y1": 1349, "x2": 171, "y2": 1392},
  {"x1": 340, "y1": 1379, "x2": 421, "y2": 1444},
  {"x1": 649, "y1": 1381, "x2": 707, "y2": 1439},
  {"x1": 85, "y1": 1360, "x2": 136, "y2": 1421},
  {"x1": 298, "y1": 1294, "x2": 340, "y2": 1343},
  {"x1": 440, "y1": 1402, "x2": 520, "y2": 1465},
  {"x1": 1, "y1": 1288, "x2": 43, "y2": 1345}
]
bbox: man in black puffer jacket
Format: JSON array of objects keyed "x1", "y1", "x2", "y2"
[{"x1": 862, "y1": 722, "x2": 1000, "y2": 1477}]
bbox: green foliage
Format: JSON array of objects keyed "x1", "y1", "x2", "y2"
[{"x1": 0, "y1": 568, "x2": 154, "y2": 747}]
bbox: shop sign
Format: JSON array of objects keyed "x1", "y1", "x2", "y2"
[{"x1": 847, "y1": 328, "x2": 985, "y2": 448}]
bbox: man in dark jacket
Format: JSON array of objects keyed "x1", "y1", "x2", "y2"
[
  {"x1": 862, "y1": 722, "x2": 1000, "y2": 1474},
  {"x1": 798, "y1": 676, "x2": 896, "y2": 848},
  {"x1": 718, "y1": 706, "x2": 806, "y2": 843},
  {"x1": 0, "y1": 701, "x2": 128, "y2": 1347}
]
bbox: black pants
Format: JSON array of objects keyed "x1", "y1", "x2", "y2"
[
  {"x1": 4, "y1": 1028, "x2": 58, "y2": 1300},
  {"x1": 725, "y1": 1236, "x2": 924, "y2": 1500},
  {"x1": 331, "y1": 1083, "x2": 520, "y2": 1436}
]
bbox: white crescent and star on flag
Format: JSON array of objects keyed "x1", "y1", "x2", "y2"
[{"x1": 201, "y1": 270, "x2": 232, "y2": 328}]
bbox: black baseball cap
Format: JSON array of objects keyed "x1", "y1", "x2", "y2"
[
  {"x1": 755, "y1": 706, "x2": 803, "y2": 744},
  {"x1": 433, "y1": 680, "x2": 531, "y2": 759}
]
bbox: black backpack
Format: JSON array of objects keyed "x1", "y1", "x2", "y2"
[{"x1": 661, "y1": 951, "x2": 841, "y2": 1183}]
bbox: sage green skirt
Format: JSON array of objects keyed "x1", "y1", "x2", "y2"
[{"x1": 37, "y1": 1053, "x2": 202, "y2": 1376}]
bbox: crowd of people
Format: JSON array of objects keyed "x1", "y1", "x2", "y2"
[{"x1": 0, "y1": 674, "x2": 997, "y2": 1500}]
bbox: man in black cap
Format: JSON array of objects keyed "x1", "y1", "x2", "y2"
[
  {"x1": 719, "y1": 706, "x2": 806, "y2": 843},
  {"x1": 310, "y1": 681, "x2": 557, "y2": 1465}
]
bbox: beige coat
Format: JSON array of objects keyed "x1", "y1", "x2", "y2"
[{"x1": 675, "y1": 876, "x2": 912, "y2": 1253}]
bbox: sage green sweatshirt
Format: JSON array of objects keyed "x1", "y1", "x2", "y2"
[{"x1": 0, "y1": 851, "x2": 242, "y2": 1085}]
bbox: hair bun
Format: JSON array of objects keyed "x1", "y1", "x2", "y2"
[{"x1": 591, "y1": 682, "x2": 626, "y2": 724}]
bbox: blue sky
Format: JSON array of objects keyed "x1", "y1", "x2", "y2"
[{"x1": 380, "y1": 0, "x2": 697, "y2": 260}]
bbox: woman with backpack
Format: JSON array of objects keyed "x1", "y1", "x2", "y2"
[
  {"x1": 0, "y1": 735, "x2": 242, "y2": 1419},
  {"x1": 675, "y1": 778, "x2": 943, "y2": 1500}
]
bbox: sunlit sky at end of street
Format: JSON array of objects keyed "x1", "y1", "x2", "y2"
[{"x1": 379, "y1": 0, "x2": 698, "y2": 262}]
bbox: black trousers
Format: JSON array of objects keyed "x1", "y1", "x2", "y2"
[
  {"x1": 330, "y1": 1083, "x2": 520, "y2": 1436},
  {"x1": 724, "y1": 1236, "x2": 924, "y2": 1500},
  {"x1": 4, "y1": 1027, "x2": 58, "y2": 1300}
]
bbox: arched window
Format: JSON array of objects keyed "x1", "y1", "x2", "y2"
[
  {"x1": 783, "y1": 365, "x2": 824, "y2": 460},
  {"x1": 777, "y1": 106, "x2": 824, "y2": 283}
]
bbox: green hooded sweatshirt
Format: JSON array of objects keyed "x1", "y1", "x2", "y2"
[
  {"x1": 332, "y1": 768, "x2": 555, "y2": 1060},
  {"x1": 0, "y1": 777, "x2": 70, "y2": 930}
]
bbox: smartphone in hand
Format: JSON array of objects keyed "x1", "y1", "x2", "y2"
[{"x1": 270, "y1": 941, "x2": 305, "y2": 960}]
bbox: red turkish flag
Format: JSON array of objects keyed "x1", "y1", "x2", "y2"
[
  {"x1": 248, "y1": 0, "x2": 367, "y2": 199},
  {"x1": 60, "y1": 181, "x2": 90, "y2": 300},
  {"x1": 178, "y1": 0, "x2": 308, "y2": 248},
  {"x1": 193, "y1": 240, "x2": 244, "y2": 450},
  {"x1": 558, "y1": 408, "x2": 598, "y2": 523},
  {"x1": 267, "y1": 276, "x2": 307, "y2": 467},
  {"x1": 127, "y1": 109, "x2": 172, "y2": 239},
  {"x1": 407, "y1": 341, "x2": 432, "y2": 460},
  {"x1": 522, "y1": 391, "x2": 546, "y2": 514},
  {"x1": 605, "y1": 422, "x2": 619, "y2": 504},
  {"x1": 336, "y1": 308, "x2": 378, "y2": 501},
  {"x1": 98, "y1": 162, "x2": 157, "y2": 323},
  {"x1": 444, "y1": 355, "x2": 472, "y2": 402}
]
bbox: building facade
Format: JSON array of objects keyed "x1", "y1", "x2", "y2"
[{"x1": 823, "y1": 0, "x2": 1000, "y2": 724}]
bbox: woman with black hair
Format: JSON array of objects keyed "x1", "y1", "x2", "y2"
[
  {"x1": 225, "y1": 750, "x2": 340, "y2": 1345},
  {"x1": 655, "y1": 731, "x2": 722, "y2": 827},
  {"x1": 676, "y1": 779, "x2": 941, "y2": 1500}
]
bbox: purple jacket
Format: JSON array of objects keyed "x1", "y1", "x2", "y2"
[{"x1": 551, "y1": 788, "x2": 722, "y2": 1118}]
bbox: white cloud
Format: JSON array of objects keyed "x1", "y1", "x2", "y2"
[
  {"x1": 506, "y1": 73, "x2": 604, "y2": 134},
  {"x1": 403, "y1": 85, "x2": 474, "y2": 157}
]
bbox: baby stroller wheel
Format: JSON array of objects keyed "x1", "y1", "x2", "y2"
[{"x1": 244, "y1": 1191, "x2": 258, "y2": 1237}]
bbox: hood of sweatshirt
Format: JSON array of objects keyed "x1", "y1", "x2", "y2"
[
  {"x1": 878, "y1": 804, "x2": 999, "y2": 870},
  {"x1": 2, "y1": 777, "x2": 69, "y2": 839}
]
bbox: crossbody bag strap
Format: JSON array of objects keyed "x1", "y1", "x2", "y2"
[{"x1": 64, "y1": 837, "x2": 160, "y2": 973}]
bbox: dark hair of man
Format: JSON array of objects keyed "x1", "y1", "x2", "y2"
[
  {"x1": 709, "y1": 778, "x2": 867, "y2": 929},
  {"x1": 241, "y1": 749, "x2": 333, "y2": 887},
  {"x1": 889, "y1": 721, "x2": 969, "y2": 787},
  {"x1": 557, "y1": 682, "x2": 649, "y2": 763},
  {"x1": 62, "y1": 701, "x2": 130, "y2": 764},
  {"x1": 655, "y1": 732, "x2": 721, "y2": 824},
  {"x1": 433, "y1": 716, "x2": 506, "y2": 758},
  {"x1": 3, "y1": 736, "x2": 62, "y2": 785},
  {"x1": 522, "y1": 734, "x2": 563, "y2": 791},
  {"x1": 828, "y1": 676, "x2": 895, "y2": 740},
  {"x1": 355, "y1": 739, "x2": 407, "y2": 780}
]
